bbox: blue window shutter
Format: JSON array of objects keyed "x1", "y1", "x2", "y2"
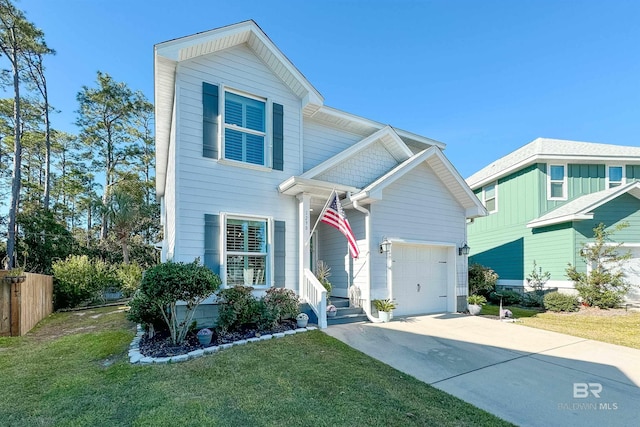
[
  {"x1": 274, "y1": 220, "x2": 285, "y2": 287},
  {"x1": 203, "y1": 82, "x2": 219, "y2": 159},
  {"x1": 272, "y1": 103, "x2": 284, "y2": 171},
  {"x1": 204, "y1": 214, "x2": 220, "y2": 275}
]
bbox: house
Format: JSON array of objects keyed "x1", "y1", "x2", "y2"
[
  {"x1": 154, "y1": 21, "x2": 486, "y2": 327},
  {"x1": 467, "y1": 137, "x2": 640, "y2": 303}
]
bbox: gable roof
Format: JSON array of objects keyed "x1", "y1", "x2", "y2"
[
  {"x1": 350, "y1": 146, "x2": 487, "y2": 218},
  {"x1": 526, "y1": 181, "x2": 640, "y2": 229},
  {"x1": 154, "y1": 20, "x2": 324, "y2": 197},
  {"x1": 467, "y1": 138, "x2": 640, "y2": 189}
]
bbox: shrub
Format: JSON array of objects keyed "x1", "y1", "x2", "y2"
[
  {"x1": 217, "y1": 286, "x2": 262, "y2": 333},
  {"x1": 521, "y1": 291, "x2": 545, "y2": 308},
  {"x1": 115, "y1": 262, "x2": 143, "y2": 297},
  {"x1": 127, "y1": 289, "x2": 165, "y2": 333},
  {"x1": 140, "y1": 259, "x2": 221, "y2": 345},
  {"x1": 263, "y1": 287, "x2": 300, "y2": 322},
  {"x1": 489, "y1": 290, "x2": 522, "y2": 305},
  {"x1": 53, "y1": 255, "x2": 108, "y2": 309},
  {"x1": 543, "y1": 292, "x2": 579, "y2": 312},
  {"x1": 567, "y1": 223, "x2": 631, "y2": 309},
  {"x1": 468, "y1": 263, "x2": 498, "y2": 297}
]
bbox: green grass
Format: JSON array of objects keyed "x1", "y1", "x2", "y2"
[
  {"x1": 480, "y1": 303, "x2": 640, "y2": 350},
  {"x1": 0, "y1": 307, "x2": 512, "y2": 427},
  {"x1": 480, "y1": 303, "x2": 541, "y2": 318},
  {"x1": 519, "y1": 310, "x2": 640, "y2": 350}
]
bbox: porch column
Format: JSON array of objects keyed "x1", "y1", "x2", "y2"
[{"x1": 297, "y1": 193, "x2": 311, "y2": 294}]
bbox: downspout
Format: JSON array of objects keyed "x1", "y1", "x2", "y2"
[{"x1": 350, "y1": 196, "x2": 383, "y2": 323}]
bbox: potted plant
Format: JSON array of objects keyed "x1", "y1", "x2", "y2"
[
  {"x1": 4, "y1": 267, "x2": 25, "y2": 283},
  {"x1": 467, "y1": 294, "x2": 487, "y2": 315},
  {"x1": 326, "y1": 304, "x2": 337, "y2": 318},
  {"x1": 373, "y1": 299, "x2": 397, "y2": 322},
  {"x1": 296, "y1": 312, "x2": 309, "y2": 328},
  {"x1": 196, "y1": 328, "x2": 213, "y2": 346}
]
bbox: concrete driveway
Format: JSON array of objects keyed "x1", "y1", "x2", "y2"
[{"x1": 325, "y1": 313, "x2": 640, "y2": 427}]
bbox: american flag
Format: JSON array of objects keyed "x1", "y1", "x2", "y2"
[{"x1": 321, "y1": 192, "x2": 359, "y2": 259}]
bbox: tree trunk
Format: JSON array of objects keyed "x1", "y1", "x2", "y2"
[
  {"x1": 6, "y1": 31, "x2": 22, "y2": 269},
  {"x1": 43, "y1": 87, "x2": 51, "y2": 210}
]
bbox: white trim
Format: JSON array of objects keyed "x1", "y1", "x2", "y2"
[
  {"x1": 220, "y1": 213, "x2": 274, "y2": 290},
  {"x1": 526, "y1": 213, "x2": 593, "y2": 228},
  {"x1": 547, "y1": 163, "x2": 567, "y2": 200},
  {"x1": 388, "y1": 240, "x2": 458, "y2": 314},
  {"x1": 606, "y1": 165, "x2": 625, "y2": 188},
  {"x1": 482, "y1": 181, "x2": 498, "y2": 213}
]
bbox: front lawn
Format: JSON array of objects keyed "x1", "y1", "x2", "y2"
[
  {"x1": 0, "y1": 307, "x2": 512, "y2": 427},
  {"x1": 479, "y1": 303, "x2": 640, "y2": 350}
]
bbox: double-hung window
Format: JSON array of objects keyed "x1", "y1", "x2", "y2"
[
  {"x1": 548, "y1": 165, "x2": 566, "y2": 200},
  {"x1": 224, "y1": 91, "x2": 266, "y2": 166},
  {"x1": 483, "y1": 182, "x2": 497, "y2": 213},
  {"x1": 226, "y1": 217, "x2": 268, "y2": 286},
  {"x1": 608, "y1": 166, "x2": 624, "y2": 188}
]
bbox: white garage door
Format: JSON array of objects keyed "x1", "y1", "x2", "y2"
[
  {"x1": 392, "y1": 244, "x2": 451, "y2": 316},
  {"x1": 617, "y1": 246, "x2": 640, "y2": 304}
]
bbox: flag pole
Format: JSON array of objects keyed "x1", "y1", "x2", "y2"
[{"x1": 305, "y1": 189, "x2": 336, "y2": 246}]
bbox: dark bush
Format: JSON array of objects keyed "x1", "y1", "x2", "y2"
[
  {"x1": 489, "y1": 290, "x2": 522, "y2": 305},
  {"x1": 543, "y1": 292, "x2": 579, "y2": 312},
  {"x1": 263, "y1": 287, "x2": 300, "y2": 322},
  {"x1": 521, "y1": 291, "x2": 545, "y2": 308},
  {"x1": 217, "y1": 286, "x2": 262, "y2": 333},
  {"x1": 127, "y1": 290, "x2": 165, "y2": 333},
  {"x1": 468, "y1": 263, "x2": 498, "y2": 297},
  {"x1": 139, "y1": 259, "x2": 221, "y2": 345}
]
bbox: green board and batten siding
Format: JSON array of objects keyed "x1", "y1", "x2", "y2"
[{"x1": 468, "y1": 162, "x2": 638, "y2": 284}]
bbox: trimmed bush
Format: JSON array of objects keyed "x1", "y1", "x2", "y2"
[
  {"x1": 489, "y1": 290, "x2": 522, "y2": 305},
  {"x1": 127, "y1": 289, "x2": 165, "y2": 333},
  {"x1": 263, "y1": 287, "x2": 300, "y2": 322},
  {"x1": 543, "y1": 292, "x2": 579, "y2": 312},
  {"x1": 139, "y1": 259, "x2": 221, "y2": 345},
  {"x1": 217, "y1": 286, "x2": 262, "y2": 333},
  {"x1": 468, "y1": 263, "x2": 498, "y2": 297}
]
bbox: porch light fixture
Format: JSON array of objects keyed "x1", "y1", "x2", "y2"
[
  {"x1": 458, "y1": 243, "x2": 470, "y2": 256},
  {"x1": 379, "y1": 238, "x2": 391, "y2": 254}
]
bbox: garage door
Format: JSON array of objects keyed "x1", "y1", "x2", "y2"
[
  {"x1": 392, "y1": 244, "x2": 451, "y2": 316},
  {"x1": 616, "y1": 246, "x2": 640, "y2": 304}
]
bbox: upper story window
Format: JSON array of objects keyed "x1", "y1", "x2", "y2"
[
  {"x1": 607, "y1": 166, "x2": 624, "y2": 188},
  {"x1": 548, "y1": 164, "x2": 567, "y2": 200},
  {"x1": 224, "y1": 91, "x2": 266, "y2": 166},
  {"x1": 225, "y1": 217, "x2": 268, "y2": 287},
  {"x1": 483, "y1": 182, "x2": 497, "y2": 213}
]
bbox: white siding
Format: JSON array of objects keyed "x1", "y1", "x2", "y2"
[
  {"x1": 303, "y1": 119, "x2": 367, "y2": 171},
  {"x1": 171, "y1": 44, "x2": 302, "y2": 289},
  {"x1": 369, "y1": 164, "x2": 467, "y2": 298}
]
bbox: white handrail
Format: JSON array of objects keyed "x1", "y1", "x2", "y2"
[{"x1": 301, "y1": 268, "x2": 327, "y2": 329}]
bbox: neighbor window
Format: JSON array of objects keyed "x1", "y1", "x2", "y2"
[
  {"x1": 226, "y1": 218, "x2": 268, "y2": 286},
  {"x1": 224, "y1": 91, "x2": 266, "y2": 166},
  {"x1": 548, "y1": 165, "x2": 566, "y2": 200},
  {"x1": 608, "y1": 166, "x2": 624, "y2": 188},
  {"x1": 483, "y1": 182, "x2": 497, "y2": 213}
]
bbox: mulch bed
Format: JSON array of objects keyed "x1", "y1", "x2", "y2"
[{"x1": 139, "y1": 320, "x2": 298, "y2": 358}]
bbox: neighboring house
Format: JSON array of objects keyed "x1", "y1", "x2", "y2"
[
  {"x1": 467, "y1": 137, "x2": 640, "y2": 303},
  {"x1": 154, "y1": 21, "x2": 486, "y2": 327}
]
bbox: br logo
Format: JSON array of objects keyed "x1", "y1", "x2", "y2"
[{"x1": 573, "y1": 383, "x2": 602, "y2": 398}]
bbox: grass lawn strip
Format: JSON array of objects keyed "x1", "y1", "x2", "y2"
[
  {"x1": 481, "y1": 303, "x2": 640, "y2": 350},
  {"x1": 0, "y1": 307, "x2": 513, "y2": 427}
]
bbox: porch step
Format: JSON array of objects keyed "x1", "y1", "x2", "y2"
[{"x1": 327, "y1": 298, "x2": 368, "y2": 326}]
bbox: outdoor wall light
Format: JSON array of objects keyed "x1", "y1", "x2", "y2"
[
  {"x1": 458, "y1": 243, "x2": 470, "y2": 256},
  {"x1": 379, "y1": 238, "x2": 391, "y2": 254}
]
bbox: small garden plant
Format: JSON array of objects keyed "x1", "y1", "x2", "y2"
[
  {"x1": 566, "y1": 223, "x2": 631, "y2": 308},
  {"x1": 372, "y1": 298, "x2": 397, "y2": 312},
  {"x1": 467, "y1": 295, "x2": 487, "y2": 305},
  {"x1": 133, "y1": 259, "x2": 221, "y2": 345},
  {"x1": 543, "y1": 291, "x2": 579, "y2": 312}
]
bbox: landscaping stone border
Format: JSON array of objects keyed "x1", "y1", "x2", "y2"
[{"x1": 128, "y1": 324, "x2": 318, "y2": 365}]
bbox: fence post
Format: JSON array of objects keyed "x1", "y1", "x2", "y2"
[{"x1": 10, "y1": 281, "x2": 21, "y2": 336}]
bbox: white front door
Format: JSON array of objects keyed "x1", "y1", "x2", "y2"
[{"x1": 392, "y1": 244, "x2": 450, "y2": 316}]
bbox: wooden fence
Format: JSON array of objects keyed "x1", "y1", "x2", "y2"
[{"x1": 0, "y1": 271, "x2": 53, "y2": 337}]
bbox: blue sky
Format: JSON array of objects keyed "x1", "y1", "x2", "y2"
[{"x1": 19, "y1": 0, "x2": 640, "y2": 179}]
